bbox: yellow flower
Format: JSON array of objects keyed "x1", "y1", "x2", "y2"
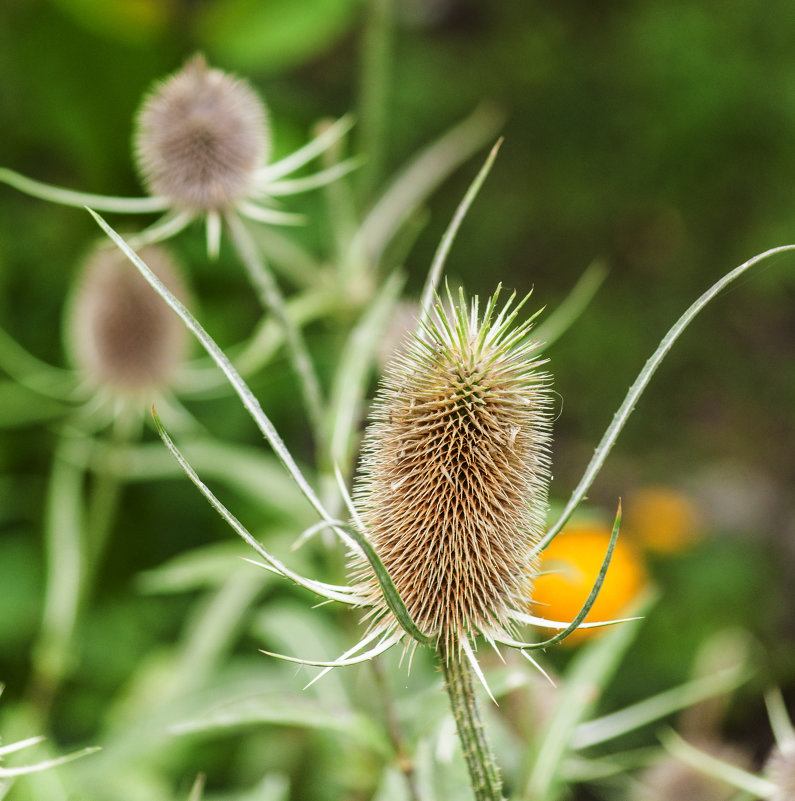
[
  {"x1": 624, "y1": 485, "x2": 701, "y2": 554},
  {"x1": 532, "y1": 523, "x2": 647, "y2": 644}
]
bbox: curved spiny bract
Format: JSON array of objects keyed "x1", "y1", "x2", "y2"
[{"x1": 352, "y1": 289, "x2": 553, "y2": 657}]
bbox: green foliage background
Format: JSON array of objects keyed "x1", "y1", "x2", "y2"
[{"x1": 0, "y1": 0, "x2": 794, "y2": 799}]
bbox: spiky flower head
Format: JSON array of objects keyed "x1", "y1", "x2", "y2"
[
  {"x1": 134, "y1": 54, "x2": 269, "y2": 212},
  {"x1": 766, "y1": 740, "x2": 795, "y2": 801},
  {"x1": 352, "y1": 288, "x2": 552, "y2": 655},
  {"x1": 66, "y1": 243, "x2": 189, "y2": 396}
]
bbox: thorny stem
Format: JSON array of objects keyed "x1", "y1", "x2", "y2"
[
  {"x1": 438, "y1": 642, "x2": 504, "y2": 801},
  {"x1": 370, "y1": 657, "x2": 421, "y2": 801}
]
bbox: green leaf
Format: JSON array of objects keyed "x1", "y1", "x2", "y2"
[
  {"x1": 0, "y1": 747, "x2": 101, "y2": 779},
  {"x1": 340, "y1": 519, "x2": 434, "y2": 647},
  {"x1": 325, "y1": 269, "x2": 405, "y2": 474},
  {"x1": 521, "y1": 597, "x2": 650, "y2": 801},
  {"x1": 525, "y1": 501, "x2": 624, "y2": 650},
  {"x1": 34, "y1": 438, "x2": 88, "y2": 688},
  {"x1": 540, "y1": 242, "x2": 795, "y2": 552},
  {"x1": 196, "y1": 0, "x2": 361, "y2": 74},
  {"x1": 137, "y1": 541, "x2": 262, "y2": 594},
  {"x1": 171, "y1": 692, "x2": 391, "y2": 756},
  {"x1": 88, "y1": 438, "x2": 313, "y2": 522},
  {"x1": 572, "y1": 662, "x2": 750, "y2": 750},
  {"x1": 0, "y1": 381, "x2": 69, "y2": 428},
  {"x1": 660, "y1": 729, "x2": 775, "y2": 799},
  {"x1": 532, "y1": 259, "x2": 608, "y2": 350}
]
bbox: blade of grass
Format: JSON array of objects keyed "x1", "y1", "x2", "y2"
[{"x1": 417, "y1": 139, "x2": 503, "y2": 329}]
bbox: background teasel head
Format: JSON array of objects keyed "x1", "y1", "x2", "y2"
[
  {"x1": 351, "y1": 288, "x2": 553, "y2": 655},
  {"x1": 0, "y1": 53, "x2": 354, "y2": 260},
  {"x1": 134, "y1": 53, "x2": 269, "y2": 213},
  {"x1": 66, "y1": 243, "x2": 189, "y2": 398},
  {"x1": 765, "y1": 740, "x2": 795, "y2": 801}
]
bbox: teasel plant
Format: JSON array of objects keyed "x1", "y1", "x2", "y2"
[
  {"x1": 0, "y1": 54, "x2": 533, "y2": 783},
  {"x1": 0, "y1": 48, "x2": 520, "y2": 472},
  {"x1": 0, "y1": 53, "x2": 360, "y2": 437},
  {"x1": 82, "y1": 128, "x2": 795, "y2": 799},
  {"x1": 0, "y1": 241, "x2": 202, "y2": 718}
]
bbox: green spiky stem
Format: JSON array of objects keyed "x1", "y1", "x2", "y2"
[{"x1": 438, "y1": 642, "x2": 504, "y2": 801}]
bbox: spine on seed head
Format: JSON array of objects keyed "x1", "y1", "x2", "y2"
[{"x1": 352, "y1": 288, "x2": 553, "y2": 654}]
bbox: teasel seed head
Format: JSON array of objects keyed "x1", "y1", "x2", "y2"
[
  {"x1": 67, "y1": 243, "x2": 189, "y2": 396},
  {"x1": 134, "y1": 54, "x2": 269, "y2": 212},
  {"x1": 352, "y1": 288, "x2": 553, "y2": 655},
  {"x1": 766, "y1": 740, "x2": 795, "y2": 801}
]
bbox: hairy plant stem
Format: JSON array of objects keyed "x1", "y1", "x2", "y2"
[{"x1": 438, "y1": 642, "x2": 504, "y2": 801}]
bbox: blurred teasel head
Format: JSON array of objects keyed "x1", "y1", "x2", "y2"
[
  {"x1": 352, "y1": 288, "x2": 553, "y2": 655},
  {"x1": 66, "y1": 243, "x2": 189, "y2": 397},
  {"x1": 766, "y1": 740, "x2": 795, "y2": 801},
  {"x1": 134, "y1": 54, "x2": 269, "y2": 213},
  {"x1": 1, "y1": 53, "x2": 354, "y2": 260}
]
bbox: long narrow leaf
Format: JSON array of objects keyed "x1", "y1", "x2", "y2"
[
  {"x1": 87, "y1": 209, "x2": 336, "y2": 528},
  {"x1": 0, "y1": 747, "x2": 100, "y2": 778},
  {"x1": 572, "y1": 665, "x2": 750, "y2": 749},
  {"x1": 523, "y1": 502, "x2": 623, "y2": 650},
  {"x1": 358, "y1": 105, "x2": 503, "y2": 265},
  {"x1": 334, "y1": 468, "x2": 435, "y2": 646},
  {"x1": 660, "y1": 729, "x2": 776, "y2": 798},
  {"x1": 522, "y1": 608, "x2": 645, "y2": 800},
  {"x1": 326, "y1": 270, "x2": 405, "y2": 474},
  {"x1": 532, "y1": 259, "x2": 608, "y2": 349},
  {"x1": 339, "y1": 522, "x2": 435, "y2": 647},
  {"x1": 152, "y1": 411, "x2": 359, "y2": 606},
  {"x1": 417, "y1": 139, "x2": 503, "y2": 329},
  {"x1": 539, "y1": 243, "x2": 795, "y2": 552},
  {"x1": 0, "y1": 167, "x2": 167, "y2": 212}
]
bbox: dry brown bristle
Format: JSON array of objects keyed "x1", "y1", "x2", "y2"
[{"x1": 352, "y1": 291, "x2": 552, "y2": 654}]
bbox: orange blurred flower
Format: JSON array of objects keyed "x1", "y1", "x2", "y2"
[
  {"x1": 624, "y1": 485, "x2": 702, "y2": 554},
  {"x1": 532, "y1": 524, "x2": 648, "y2": 644}
]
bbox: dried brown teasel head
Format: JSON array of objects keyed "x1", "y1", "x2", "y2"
[{"x1": 352, "y1": 288, "x2": 553, "y2": 656}]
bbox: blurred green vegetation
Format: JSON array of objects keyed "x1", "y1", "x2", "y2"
[{"x1": 1, "y1": 1, "x2": 794, "y2": 799}]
